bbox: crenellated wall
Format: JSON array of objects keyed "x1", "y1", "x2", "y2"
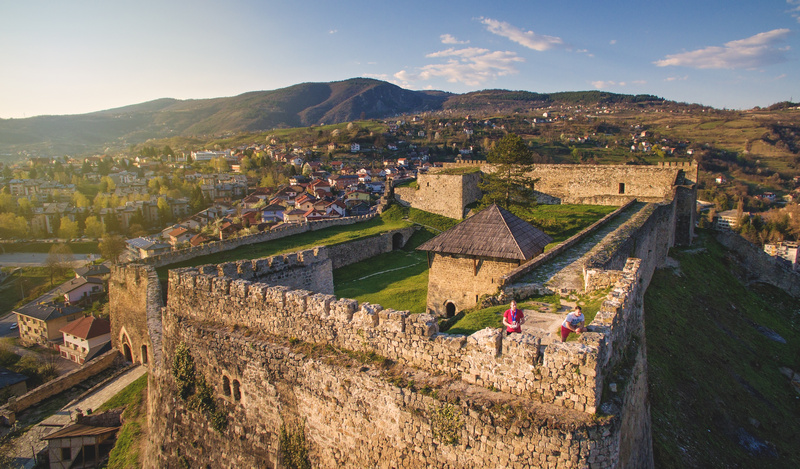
[{"x1": 146, "y1": 257, "x2": 652, "y2": 468}]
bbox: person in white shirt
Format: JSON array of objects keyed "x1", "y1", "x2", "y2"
[{"x1": 560, "y1": 306, "x2": 586, "y2": 342}]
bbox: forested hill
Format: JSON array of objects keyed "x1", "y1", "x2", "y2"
[{"x1": 0, "y1": 77, "x2": 668, "y2": 156}]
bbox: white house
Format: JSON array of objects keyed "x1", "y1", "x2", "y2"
[
  {"x1": 60, "y1": 277, "x2": 104, "y2": 306},
  {"x1": 59, "y1": 316, "x2": 112, "y2": 365},
  {"x1": 350, "y1": 143, "x2": 360, "y2": 153}
]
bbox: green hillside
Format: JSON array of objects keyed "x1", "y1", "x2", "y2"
[{"x1": 646, "y1": 231, "x2": 800, "y2": 468}]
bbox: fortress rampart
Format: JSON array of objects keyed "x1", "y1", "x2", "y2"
[{"x1": 144, "y1": 256, "x2": 651, "y2": 467}]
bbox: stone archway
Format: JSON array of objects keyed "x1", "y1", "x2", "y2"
[
  {"x1": 123, "y1": 343, "x2": 133, "y2": 362},
  {"x1": 392, "y1": 232, "x2": 404, "y2": 250},
  {"x1": 445, "y1": 302, "x2": 456, "y2": 318}
]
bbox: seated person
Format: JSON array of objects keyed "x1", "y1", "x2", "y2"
[{"x1": 560, "y1": 306, "x2": 586, "y2": 342}]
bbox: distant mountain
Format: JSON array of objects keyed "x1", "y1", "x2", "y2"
[{"x1": 0, "y1": 78, "x2": 666, "y2": 155}]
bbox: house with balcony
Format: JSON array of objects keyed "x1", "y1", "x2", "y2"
[{"x1": 58, "y1": 316, "x2": 112, "y2": 365}]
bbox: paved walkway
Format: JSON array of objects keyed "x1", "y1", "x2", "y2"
[
  {"x1": 10, "y1": 365, "x2": 147, "y2": 468},
  {"x1": 516, "y1": 203, "x2": 645, "y2": 291}
]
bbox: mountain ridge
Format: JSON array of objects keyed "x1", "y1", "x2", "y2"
[{"x1": 0, "y1": 78, "x2": 667, "y2": 155}]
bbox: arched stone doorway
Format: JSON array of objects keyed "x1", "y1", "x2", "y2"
[
  {"x1": 123, "y1": 343, "x2": 133, "y2": 362},
  {"x1": 392, "y1": 232, "x2": 404, "y2": 250},
  {"x1": 445, "y1": 302, "x2": 456, "y2": 318}
]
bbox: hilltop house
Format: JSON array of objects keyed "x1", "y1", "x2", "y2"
[{"x1": 59, "y1": 277, "x2": 104, "y2": 306}]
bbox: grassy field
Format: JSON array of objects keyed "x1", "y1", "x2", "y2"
[
  {"x1": 98, "y1": 373, "x2": 148, "y2": 469},
  {"x1": 512, "y1": 204, "x2": 618, "y2": 244},
  {"x1": 0, "y1": 241, "x2": 99, "y2": 254},
  {"x1": 332, "y1": 204, "x2": 617, "y2": 321},
  {"x1": 333, "y1": 228, "x2": 434, "y2": 314},
  {"x1": 645, "y1": 231, "x2": 800, "y2": 468},
  {"x1": 157, "y1": 208, "x2": 413, "y2": 280},
  {"x1": 0, "y1": 267, "x2": 75, "y2": 316}
]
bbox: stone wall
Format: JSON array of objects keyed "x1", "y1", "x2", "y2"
[
  {"x1": 135, "y1": 214, "x2": 377, "y2": 269},
  {"x1": 0, "y1": 350, "x2": 121, "y2": 425},
  {"x1": 714, "y1": 230, "x2": 800, "y2": 297},
  {"x1": 394, "y1": 171, "x2": 482, "y2": 219},
  {"x1": 145, "y1": 254, "x2": 653, "y2": 468},
  {"x1": 109, "y1": 265, "x2": 161, "y2": 367},
  {"x1": 327, "y1": 226, "x2": 417, "y2": 269},
  {"x1": 500, "y1": 199, "x2": 638, "y2": 289},
  {"x1": 583, "y1": 201, "x2": 675, "y2": 290},
  {"x1": 443, "y1": 160, "x2": 698, "y2": 206},
  {"x1": 146, "y1": 321, "x2": 619, "y2": 468}
]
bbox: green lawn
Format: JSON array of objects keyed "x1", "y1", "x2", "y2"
[
  {"x1": 0, "y1": 267, "x2": 75, "y2": 316},
  {"x1": 98, "y1": 373, "x2": 148, "y2": 469},
  {"x1": 333, "y1": 228, "x2": 434, "y2": 314},
  {"x1": 646, "y1": 232, "x2": 800, "y2": 468},
  {"x1": 511, "y1": 204, "x2": 618, "y2": 244}
]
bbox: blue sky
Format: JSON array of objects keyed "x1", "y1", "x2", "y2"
[{"x1": 1, "y1": 0, "x2": 798, "y2": 118}]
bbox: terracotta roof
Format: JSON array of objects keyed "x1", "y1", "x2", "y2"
[
  {"x1": 59, "y1": 316, "x2": 111, "y2": 340},
  {"x1": 417, "y1": 204, "x2": 552, "y2": 261}
]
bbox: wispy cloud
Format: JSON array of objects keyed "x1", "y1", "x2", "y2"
[
  {"x1": 480, "y1": 18, "x2": 564, "y2": 51},
  {"x1": 609, "y1": 39, "x2": 617, "y2": 45},
  {"x1": 591, "y1": 80, "x2": 646, "y2": 89},
  {"x1": 394, "y1": 47, "x2": 523, "y2": 87},
  {"x1": 440, "y1": 34, "x2": 469, "y2": 45},
  {"x1": 329, "y1": 29, "x2": 338, "y2": 34},
  {"x1": 665, "y1": 75, "x2": 689, "y2": 82},
  {"x1": 788, "y1": 1, "x2": 800, "y2": 23},
  {"x1": 654, "y1": 29, "x2": 792, "y2": 69}
]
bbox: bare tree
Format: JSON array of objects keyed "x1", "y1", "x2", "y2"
[{"x1": 45, "y1": 244, "x2": 74, "y2": 286}]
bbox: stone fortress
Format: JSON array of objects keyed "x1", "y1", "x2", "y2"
[{"x1": 109, "y1": 161, "x2": 699, "y2": 468}]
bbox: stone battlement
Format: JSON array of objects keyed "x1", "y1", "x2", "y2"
[{"x1": 166, "y1": 256, "x2": 646, "y2": 414}]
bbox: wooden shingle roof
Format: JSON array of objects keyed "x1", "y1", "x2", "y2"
[{"x1": 417, "y1": 204, "x2": 552, "y2": 261}]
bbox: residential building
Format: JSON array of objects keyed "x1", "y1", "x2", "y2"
[
  {"x1": 0, "y1": 367, "x2": 28, "y2": 400},
  {"x1": 59, "y1": 277, "x2": 104, "y2": 306},
  {"x1": 59, "y1": 316, "x2": 112, "y2": 365},
  {"x1": 14, "y1": 300, "x2": 84, "y2": 348},
  {"x1": 764, "y1": 241, "x2": 800, "y2": 270},
  {"x1": 43, "y1": 409, "x2": 122, "y2": 469},
  {"x1": 716, "y1": 209, "x2": 747, "y2": 231}
]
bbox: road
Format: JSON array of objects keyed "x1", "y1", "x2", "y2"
[
  {"x1": 0, "y1": 253, "x2": 97, "y2": 268},
  {"x1": 9, "y1": 365, "x2": 147, "y2": 469}
]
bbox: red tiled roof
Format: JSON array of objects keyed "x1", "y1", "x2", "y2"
[{"x1": 59, "y1": 316, "x2": 111, "y2": 340}]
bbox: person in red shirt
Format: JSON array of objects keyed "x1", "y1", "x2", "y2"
[{"x1": 502, "y1": 300, "x2": 525, "y2": 334}]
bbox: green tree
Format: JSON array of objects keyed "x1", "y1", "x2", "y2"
[
  {"x1": 99, "y1": 233, "x2": 126, "y2": 264},
  {"x1": 478, "y1": 133, "x2": 538, "y2": 210},
  {"x1": 0, "y1": 213, "x2": 29, "y2": 238},
  {"x1": 84, "y1": 216, "x2": 105, "y2": 238},
  {"x1": 58, "y1": 217, "x2": 80, "y2": 239},
  {"x1": 157, "y1": 197, "x2": 172, "y2": 225}
]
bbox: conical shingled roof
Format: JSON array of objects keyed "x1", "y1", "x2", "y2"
[{"x1": 417, "y1": 204, "x2": 553, "y2": 261}]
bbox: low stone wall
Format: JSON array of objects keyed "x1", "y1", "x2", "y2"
[
  {"x1": 714, "y1": 230, "x2": 800, "y2": 297},
  {"x1": 0, "y1": 350, "x2": 121, "y2": 425},
  {"x1": 327, "y1": 226, "x2": 417, "y2": 269},
  {"x1": 583, "y1": 201, "x2": 675, "y2": 290},
  {"x1": 134, "y1": 214, "x2": 377, "y2": 269},
  {"x1": 500, "y1": 199, "x2": 638, "y2": 288}
]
